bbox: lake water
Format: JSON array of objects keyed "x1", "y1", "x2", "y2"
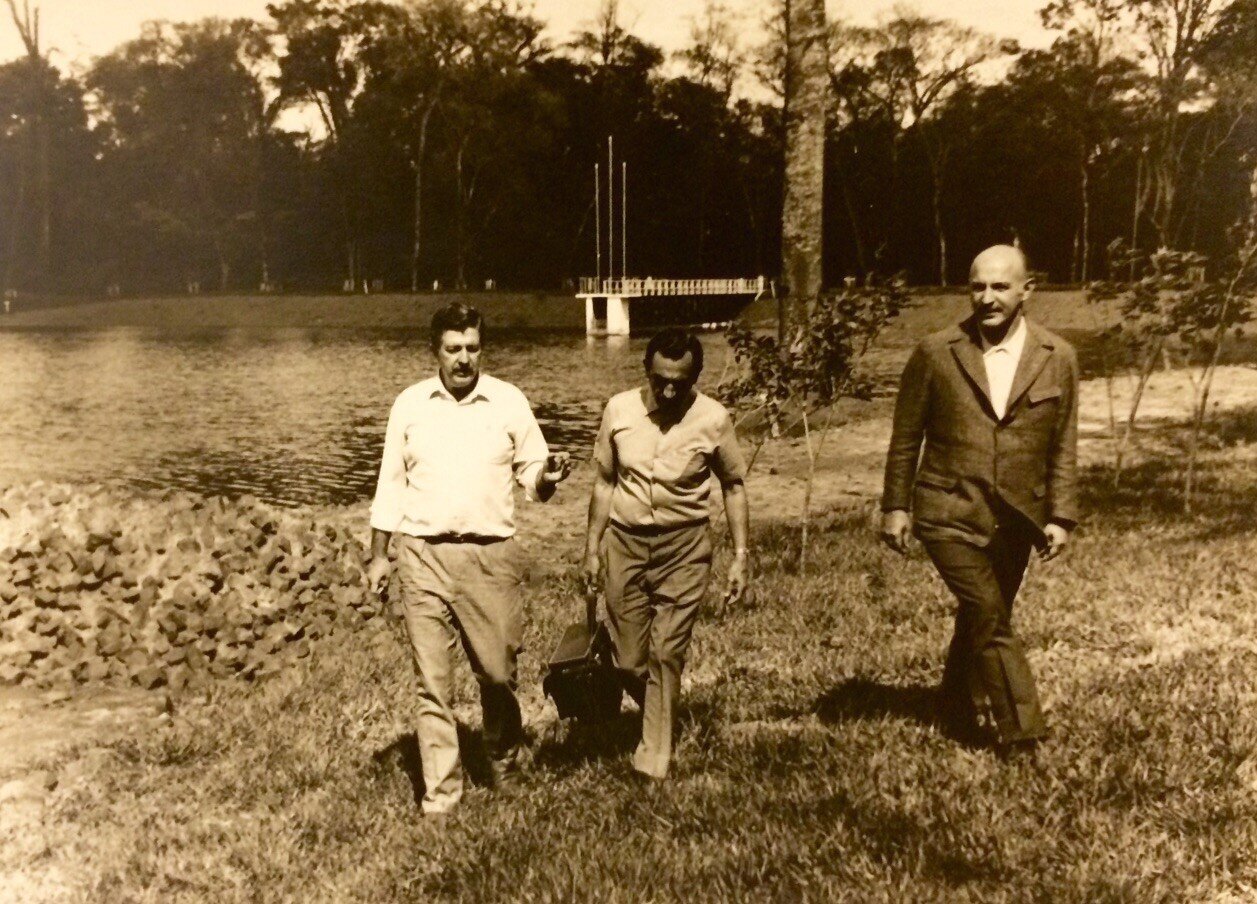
[{"x1": 0, "y1": 328, "x2": 735, "y2": 506}]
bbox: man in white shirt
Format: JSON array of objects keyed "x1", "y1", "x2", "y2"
[
  {"x1": 879, "y1": 245, "x2": 1079, "y2": 759},
  {"x1": 368, "y1": 302, "x2": 571, "y2": 815}
]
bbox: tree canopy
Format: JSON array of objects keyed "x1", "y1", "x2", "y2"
[{"x1": 0, "y1": 0, "x2": 1253, "y2": 295}]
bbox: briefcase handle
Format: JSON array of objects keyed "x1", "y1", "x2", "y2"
[{"x1": 583, "y1": 586, "x2": 598, "y2": 637}]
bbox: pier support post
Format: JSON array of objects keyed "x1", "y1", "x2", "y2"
[
  {"x1": 585, "y1": 295, "x2": 630, "y2": 336},
  {"x1": 605, "y1": 295, "x2": 629, "y2": 336}
]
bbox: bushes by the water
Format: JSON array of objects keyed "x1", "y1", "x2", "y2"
[{"x1": 0, "y1": 483, "x2": 377, "y2": 692}]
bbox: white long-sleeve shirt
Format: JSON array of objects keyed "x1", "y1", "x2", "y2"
[
  {"x1": 981, "y1": 317, "x2": 1027, "y2": 420},
  {"x1": 369, "y1": 374, "x2": 549, "y2": 538}
]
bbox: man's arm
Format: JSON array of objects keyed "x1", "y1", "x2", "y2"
[
  {"x1": 366, "y1": 394, "x2": 407, "y2": 596},
  {"x1": 367, "y1": 528, "x2": 392, "y2": 596},
  {"x1": 1043, "y1": 345, "x2": 1081, "y2": 560},
  {"x1": 534, "y1": 453, "x2": 572, "y2": 502},
  {"x1": 710, "y1": 408, "x2": 751, "y2": 601},
  {"x1": 583, "y1": 402, "x2": 617, "y2": 595},
  {"x1": 583, "y1": 463, "x2": 615, "y2": 594},
  {"x1": 720, "y1": 478, "x2": 750, "y2": 601},
  {"x1": 512, "y1": 390, "x2": 572, "y2": 502},
  {"x1": 880, "y1": 345, "x2": 930, "y2": 554}
]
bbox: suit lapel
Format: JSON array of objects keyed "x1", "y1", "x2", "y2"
[
  {"x1": 948, "y1": 325, "x2": 995, "y2": 418},
  {"x1": 1005, "y1": 321, "x2": 1054, "y2": 415}
]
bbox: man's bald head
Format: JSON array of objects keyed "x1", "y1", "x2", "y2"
[
  {"x1": 969, "y1": 244, "x2": 1033, "y2": 338},
  {"x1": 970, "y1": 244, "x2": 1029, "y2": 282}
]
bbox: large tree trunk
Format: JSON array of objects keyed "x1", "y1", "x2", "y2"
[
  {"x1": 837, "y1": 161, "x2": 869, "y2": 275},
  {"x1": 33, "y1": 107, "x2": 49, "y2": 280},
  {"x1": 1130, "y1": 149, "x2": 1146, "y2": 279},
  {"x1": 780, "y1": 0, "x2": 828, "y2": 330},
  {"x1": 3, "y1": 155, "x2": 28, "y2": 292},
  {"x1": 924, "y1": 138, "x2": 949, "y2": 286},
  {"x1": 410, "y1": 159, "x2": 424, "y2": 293},
  {"x1": 1079, "y1": 153, "x2": 1091, "y2": 283},
  {"x1": 409, "y1": 104, "x2": 435, "y2": 293},
  {"x1": 932, "y1": 173, "x2": 947, "y2": 286},
  {"x1": 455, "y1": 139, "x2": 467, "y2": 291},
  {"x1": 6, "y1": 1, "x2": 50, "y2": 287}
]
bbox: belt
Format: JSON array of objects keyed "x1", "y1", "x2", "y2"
[
  {"x1": 609, "y1": 519, "x2": 708, "y2": 537},
  {"x1": 421, "y1": 533, "x2": 509, "y2": 545}
]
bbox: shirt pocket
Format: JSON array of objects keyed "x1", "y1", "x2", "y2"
[
  {"x1": 659, "y1": 442, "x2": 710, "y2": 487},
  {"x1": 1027, "y1": 381, "x2": 1062, "y2": 406}
]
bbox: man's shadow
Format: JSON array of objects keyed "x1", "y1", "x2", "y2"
[
  {"x1": 813, "y1": 677, "x2": 985, "y2": 748},
  {"x1": 372, "y1": 724, "x2": 496, "y2": 804}
]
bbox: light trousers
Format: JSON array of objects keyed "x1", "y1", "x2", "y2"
[
  {"x1": 604, "y1": 521, "x2": 712, "y2": 778},
  {"x1": 395, "y1": 535, "x2": 523, "y2": 813}
]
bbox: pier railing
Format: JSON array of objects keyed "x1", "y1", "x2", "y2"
[{"x1": 578, "y1": 276, "x2": 765, "y2": 297}]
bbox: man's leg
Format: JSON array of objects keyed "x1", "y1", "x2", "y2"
[
  {"x1": 923, "y1": 536, "x2": 1045, "y2": 745},
  {"x1": 938, "y1": 606, "x2": 977, "y2": 733},
  {"x1": 605, "y1": 526, "x2": 651, "y2": 708},
  {"x1": 395, "y1": 536, "x2": 463, "y2": 814},
  {"x1": 444, "y1": 539, "x2": 524, "y2": 764},
  {"x1": 985, "y1": 522, "x2": 1042, "y2": 741},
  {"x1": 632, "y1": 524, "x2": 711, "y2": 779}
]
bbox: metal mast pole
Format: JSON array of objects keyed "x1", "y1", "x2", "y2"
[
  {"x1": 594, "y1": 162, "x2": 601, "y2": 288},
  {"x1": 622, "y1": 161, "x2": 627, "y2": 281}
]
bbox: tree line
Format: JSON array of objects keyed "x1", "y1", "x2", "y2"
[{"x1": 0, "y1": 0, "x2": 1254, "y2": 296}]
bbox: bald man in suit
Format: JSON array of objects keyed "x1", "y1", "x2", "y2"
[{"x1": 880, "y1": 245, "x2": 1079, "y2": 758}]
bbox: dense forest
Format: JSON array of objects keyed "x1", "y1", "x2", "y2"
[{"x1": 0, "y1": 0, "x2": 1254, "y2": 294}]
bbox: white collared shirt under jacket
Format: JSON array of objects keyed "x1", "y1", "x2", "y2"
[
  {"x1": 981, "y1": 317, "x2": 1027, "y2": 420},
  {"x1": 369, "y1": 374, "x2": 549, "y2": 539}
]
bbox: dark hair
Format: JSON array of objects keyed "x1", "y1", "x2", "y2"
[
  {"x1": 430, "y1": 302, "x2": 484, "y2": 348},
  {"x1": 644, "y1": 328, "x2": 703, "y2": 376}
]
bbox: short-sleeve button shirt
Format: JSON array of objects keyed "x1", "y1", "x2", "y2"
[{"x1": 594, "y1": 387, "x2": 747, "y2": 529}]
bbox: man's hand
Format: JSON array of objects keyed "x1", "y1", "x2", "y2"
[
  {"x1": 1041, "y1": 523, "x2": 1071, "y2": 562},
  {"x1": 724, "y1": 550, "x2": 749, "y2": 604},
  {"x1": 541, "y1": 452, "x2": 572, "y2": 487},
  {"x1": 367, "y1": 556, "x2": 391, "y2": 600},
  {"x1": 580, "y1": 547, "x2": 602, "y2": 599},
  {"x1": 880, "y1": 510, "x2": 912, "y2": 555}
]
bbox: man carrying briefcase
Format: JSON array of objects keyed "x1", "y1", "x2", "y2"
[{"x1": 582, "y1": 329, "x2": 751, "y2": 780}]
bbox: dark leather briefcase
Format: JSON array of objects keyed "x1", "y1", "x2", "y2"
[{"x1": 543, "y1": 600, "x2": 622, "y2": 723}]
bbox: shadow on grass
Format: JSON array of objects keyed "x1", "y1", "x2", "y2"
[
  {"x1": 813, "y1": 678, "x2": 986, "y2": 749},
  {"x1": 814, "y1": 677, "x2": 938, "y2": 727},
  {"x1": 531, "y1": 709, "x2": 642, "y2": 772},
  {"x1": 371, "y1": 723, "x2": 497, "y2": 804}
]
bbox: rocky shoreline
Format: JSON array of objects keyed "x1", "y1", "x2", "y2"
[{"x1": 0, "y1": 484, "x2": 377, "y2": 694}]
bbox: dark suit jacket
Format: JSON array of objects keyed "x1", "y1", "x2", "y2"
[{"x1": 881, "y1": 317, "x2": 1080, "y2": 546}]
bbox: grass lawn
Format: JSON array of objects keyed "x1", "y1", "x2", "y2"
[{"x1": 5, "y1": 438, "x2": 1255, "y2": 903}]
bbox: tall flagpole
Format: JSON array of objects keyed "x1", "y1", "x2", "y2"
[
  {"x1": 622, "y1": 161, "x2": 627, "y2": 281},
  {"x1": 607, "y1": 135, "x2": 615, "y2": 287},
  {"x1": 594, "y1": 162, "x2": 601, "y2": 288}
]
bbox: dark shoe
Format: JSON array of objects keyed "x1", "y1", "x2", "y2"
[
  {"x1": 997, "y1": 738, "x2": 1040, "y2": 763},
  {"x1": 491, "y1": 745, "x2": 531, "y2": 788}
]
